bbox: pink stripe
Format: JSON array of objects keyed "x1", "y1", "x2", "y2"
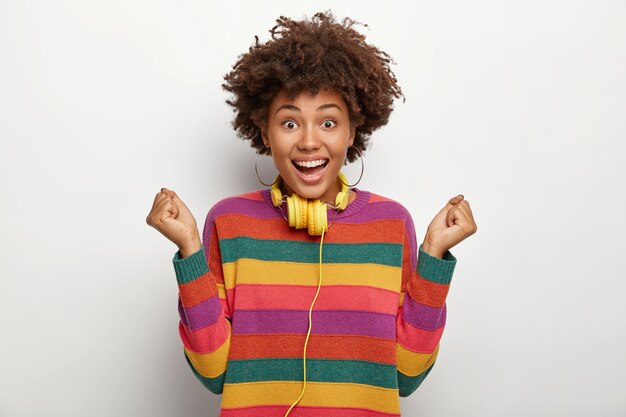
[
  {"x1": 396, "y1": 314, "x2": 444, "y2": 353},
  {"x1": 221, "y1": 405, "x2": 399, "y2": 417},
  {"x1": 219, "y1": 298, "x2": 231, "y2": 318},
  {"x1": 178, "y1": 320, "x2": 229, "y2": 354},
  {"x1": 234, "y1": 284, "x2": 399, "y2": 315}
]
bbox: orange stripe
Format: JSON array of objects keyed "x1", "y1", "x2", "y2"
[
  {"x1": 234, "y1": 284, "x2": 399, "y2": 315},
  {"x1": 216, "y1": 214, "x2": 405, "y2": 243},
  {"x1": 206, "y1": 227, "x2": 225, "y2": 283},
  {"x1": 407, "y1": 274, "x2": 450, "y2": 307},
  {"x1": 229, "y1": 333, "x2": 397, "y2": 364},
  {"x1": 178, "y1": 273, "x2": 219, "y2": 307}
]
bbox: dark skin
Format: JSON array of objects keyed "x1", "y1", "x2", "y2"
[
  {"x1": 147, "y1": 91, "x2": 477, "y2": 259},
  {"x1": 222, "y1": 11, "x2": 404, "y2": 162},
  {"x1": 147, "y1": 188, "x2": 476, "y2": 259},
  {"x1": 147, "y1": 12, "x2": 478, "y2": 256}
]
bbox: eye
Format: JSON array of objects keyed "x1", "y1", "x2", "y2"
[
  {"x1": 322, "y1": 119, "x2": 337, "y2": 128},
  {"x1": 281, "y1": 120, "x2": 297, "y2": 129}
]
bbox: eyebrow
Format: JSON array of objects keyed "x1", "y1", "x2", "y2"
[{"x1": 274, "y1": 103, "x2": 343, "y2": 115}]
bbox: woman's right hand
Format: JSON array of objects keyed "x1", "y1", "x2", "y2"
[{"x1": 146, "y1": 188, "x2": 202, "y2": 257}]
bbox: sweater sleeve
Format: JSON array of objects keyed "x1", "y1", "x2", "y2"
[
  {"x1": 172, "y1": 211, "x2": 232, "y2": 394},
  {"x1": 395, "y1": 219, "x2": 457, "y2": 397}
]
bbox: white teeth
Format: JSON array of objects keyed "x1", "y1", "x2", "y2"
[{"x1": 294, "y1": 159, "x2": 326, "y2": 168}]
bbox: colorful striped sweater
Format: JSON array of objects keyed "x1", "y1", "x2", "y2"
[{"x1": 172, "y1": 188, "x2": 457, "y2": 417}]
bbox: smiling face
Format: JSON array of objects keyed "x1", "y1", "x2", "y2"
[{"x1": 260, "y1": 89, "x2": 356, "y2": 204}]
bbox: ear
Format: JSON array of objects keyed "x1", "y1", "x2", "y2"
[
  {"x1": 348, "y1": 125, "x2": 356, "y2": 147},
  {"x1": 259, "y1": 125, "x2": 270, "y2": 149}
]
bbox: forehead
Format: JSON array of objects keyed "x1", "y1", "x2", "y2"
[{"x1": 269, "y1": 89, "x2": 348, "y2": 112}]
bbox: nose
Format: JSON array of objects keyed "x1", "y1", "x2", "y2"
[{"x1": 297, "y1": 124, "x2": 322, "y2": 151}]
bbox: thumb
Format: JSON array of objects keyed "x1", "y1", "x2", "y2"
[
  {"x1": 161, "y1": 188, "x2": 188, "y2": 210},
  {"x1": 448, "y1": 194, "x2": 464, "y2": 206},
  {"x1": 162, "y1": 188, "x2": 196, "y2": 225},
  {"x1": 437, "y1": 194, "x2": 464, "y2": 216},
  {"x1": 171, "y1": 191, "x2": 190, "y2": 212},
  {"x1": 427, "y1": 194, "x2": 464, "y2": 230}
]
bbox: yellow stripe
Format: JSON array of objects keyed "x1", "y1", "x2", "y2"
[
  {"x1": 216, "y1": 282, "x2": 227, "y2": 299},
  {"x1": 396, "y1": 343, "x2": 439, "y2": 376},
  {"x1": 399, "y1": 292, "x2": 405, "y2": 307},
  {"x1": 183, "y1": 323, "x2": 231, "y2": 378},
  {"x1": 221, "y1": 381, "x2": 400, "y2": 413},
  {"x1": 223, "y1": 259, "x2": 402, "y2": 292}
]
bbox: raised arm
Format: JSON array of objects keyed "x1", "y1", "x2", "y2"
[
  {"x1": 173, "y1": 221, "x2": 232, "y2": 394},
  {"x1": 395, "y1": 230, "x2": 456, "y2": 397},
  {"x1": 395, "y1": 194, "x2": 475, "y2": 396},
  {"x1": 147, "y1": 188, "x2": 232, "y2": 394}
]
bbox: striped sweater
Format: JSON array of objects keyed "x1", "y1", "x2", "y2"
[{"x1": 172, "y1": 188, "x2": 457, "y2": 417}]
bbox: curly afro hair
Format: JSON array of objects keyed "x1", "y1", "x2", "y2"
[{"x1": 222, "y1": 10, "x2": 405, "y2": 162}]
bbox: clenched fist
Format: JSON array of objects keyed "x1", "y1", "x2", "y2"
[
  {"x1": 146, "y1": 188, "x2": 202, "y2": 258},
  {"x1": 422, "y1": 194, "x2": 477, "y2": 259}
]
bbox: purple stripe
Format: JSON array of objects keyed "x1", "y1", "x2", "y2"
[
  {"x1": 403, "y1": 297, "x2": 446, "y2": 330},
  {"x1": 202, "y1": 194, "x2": 282, "y2": 255},
  {"x1": 210, "y1": 195, "x2": 282, "y2": 220},
  {"x1": 232, "y1": 309, "x2": 396, "y2": 339},
  {"x1": 178, "y1": 295, "x2": 222, "y2": 330}
]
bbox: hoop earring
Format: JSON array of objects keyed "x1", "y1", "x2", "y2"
[
  {"x1": 255, "y1": 152, "x2": 278, "y2": 187},
  {"x1": 340, "y1": 147, "x2": 365, "y2": 188}
]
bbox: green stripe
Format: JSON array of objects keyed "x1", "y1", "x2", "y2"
[
  {"x1": 220, "y1": 237, "x2": 403, "y2": 267},
  {"x1": 417, "y1": 244, "x2": 457, "y2": 284},
  {"x1": 397, "y1": 362, "x2": 435, "y2": 397},
  {"x1": 173, "y1": 247, "x2": 210, "y2": 284},
  {"x1": 224, "y1": 358, "x2": 398, "y2": 389},
  {"x1": 184, "y1": 350, "x2": 225, "y2": 394}
]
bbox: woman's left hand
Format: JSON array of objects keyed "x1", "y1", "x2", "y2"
[{"x1": 422, "y1": 195, "x2": 477, "y2": 258}]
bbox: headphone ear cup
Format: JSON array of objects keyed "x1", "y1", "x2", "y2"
[
  {"x1": 308, "y1": 200, "x2": 328, "y2": 236},
  {"x1": 271, "y1": 188, "x2": 283, "y2": 207},
  {"x1": 335, "y1": 172, "x2": 350, "y2": 210},
  {"x1": 287, "y1": 194, "x2": 309, "y2": 230},
  {"x1": 270, "y1": 175, "x2": 283, "y2": 207},
  {"x1": 278, "y1": 173, "x2": 349, "y2": 235},
  {"x1": 335, "y1": 190, "x2": 349, "y2": 210}
]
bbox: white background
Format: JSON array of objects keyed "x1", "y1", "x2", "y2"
[{"x1": 1, "y1": 1, "x2": 625, "y2": 416}]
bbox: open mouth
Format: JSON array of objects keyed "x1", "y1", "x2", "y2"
[{"x1": 292, "y1": 159, "x2": 329, "y2": 178}]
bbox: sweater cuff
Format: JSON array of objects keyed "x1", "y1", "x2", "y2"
[
  {"x1": 417, "y1": 244, "x2": 456, "y2": 285},
  {"x1": 172, "y1": 246, "x2": 209, "y2": 284}
]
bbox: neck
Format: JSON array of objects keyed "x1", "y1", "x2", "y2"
[{"x1": 279, "y1": 177, "x2": 353, "y2": 207}]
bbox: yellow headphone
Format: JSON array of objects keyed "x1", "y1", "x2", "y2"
[
  {"x1": 270, "y1": 172, "x2": 350, "y2": 236},
  {"x1": 270, "y1": 172, "x2": 350, "y2": 416}
]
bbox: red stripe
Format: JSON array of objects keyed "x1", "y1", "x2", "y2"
[
  {"x1": 235, "y1": 191, "x2": 265, "y2": 201},
  {"x1": 216, "y1": 214, "x2": 405, "y2": 243},
  {"x1": 229, "y1": 333, "x2": 396, "y2": 364},
  {"x1": 368, "y1": 193, "x2": 397, "y2": 204},
  {"x1": 396, "y1": 319, "x2": 443, "y2": 353},
  {"x1": 407, "y1": 274, "x2": 450, "y2": 307},
  {"x1": 179, "y1": 320, "x2": 229, "y2": 353},
  {"x1": 178, "y1": 273, "x2": 218, "y2": 307}
]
